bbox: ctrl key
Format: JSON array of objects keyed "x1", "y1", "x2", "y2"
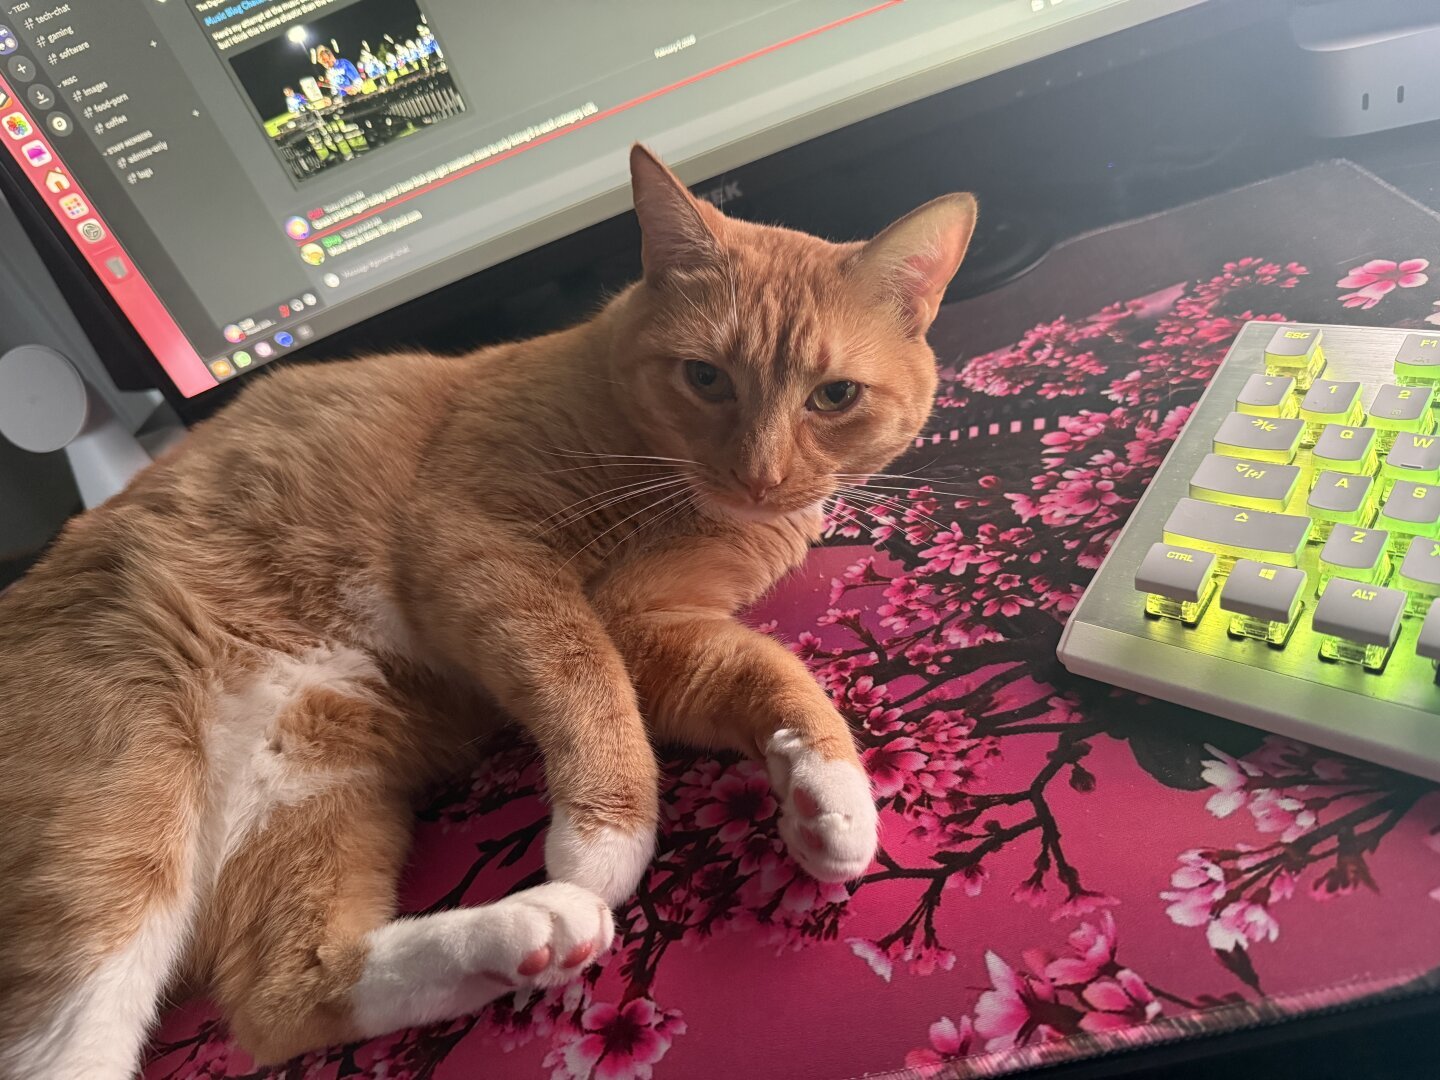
[{"x1": 1135, "y1": 542, "x2": 1217, "y2": 625}]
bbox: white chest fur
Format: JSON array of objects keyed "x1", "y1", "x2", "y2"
[{"x1": 200, "y1": 644, "x2": 382, "y2": 883}]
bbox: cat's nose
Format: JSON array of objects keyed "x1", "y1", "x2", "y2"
[{"x1": 733, "y1": 468, "x2": 786, "y2": 503}]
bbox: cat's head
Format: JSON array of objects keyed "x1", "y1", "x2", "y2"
[{"x1": 616, "y1": 145, "x2": 976, "y2": 523}]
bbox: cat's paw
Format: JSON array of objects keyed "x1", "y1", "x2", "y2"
[
  {"x1": 545, "y1": 803, "x2": 656, "y2": 907},
  {"x1": 478, "y1": 881, "x2": 615, "y2": 990},
  {"x1": 766, "y1": 728, "x2": 878, "y2": 882}
]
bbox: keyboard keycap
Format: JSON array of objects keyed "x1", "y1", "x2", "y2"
[
  {"x1": 1213, "y1": 412, "x2": 1305, "y2": 465},
  {"x1": 1376, "y1": 481, "x2": 1440, "y2": 545},
  {"x1": 1398, "y1": 536, "x2": 1440, "y2": 615},
  {"x1": 1298, "y1": 379, "x2": 1362, "y2": 425},
  {"x1": 1264, "y1": 325, "x2": 1326, "y2": 387},
  {"x1": 1307, "y1": 471, "x2": 1374, "y2": 530},
  {"x1": 1162, "y1": 498, "x2": 1311, "y2": 567},
  {"x1": 1236, "y1": 374, "x2": 1296, "y2": 418},
  {"x1": 1416, "y1": 598, "x2": 1440, "y2": 662},
  {"x1": 1135, "y1": 543, "x2": 1216, "y2": 624},
  {"x1": 1313, "y1": 582, "x2": 1404, "y2": 665},
  {"x1": 1220, "y1": 560, "x2": 1305, "y2": 624},
  {"x1": 1394, "y1": 332, "x2": 1440, "y2": 384},
  {"x1": 1367, "y1": 383, "x2": 1435, "y2": 434},
  {"x1": 1311, "y1": 424, "x2": 1377, "y2": 475},
  {"x1": 1382, "y1": 432, "x2": 1440, "y2": 484},
  {"x1": 1318, "y1": 527, "x2": 1389, "y2": 589},
  {"x1": 1189, "y1": 454, "x2": 1299, "y2": 511},
  {"x1": 1134, "y1": 542, "x2": 1215, "y2": 601}
]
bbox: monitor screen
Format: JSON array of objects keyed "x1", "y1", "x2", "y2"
[{"x1": 0, "y1": 0, "x2": 1202, "y2": 399}]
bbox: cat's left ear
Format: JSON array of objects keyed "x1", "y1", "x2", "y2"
[
  {"x1": 630, "y1": 143, "x2": 724, "y2": 281},
  {"x1": 850, "y1": 194, "x2": 978, "y2": 338}
]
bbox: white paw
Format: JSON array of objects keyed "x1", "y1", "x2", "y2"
[
  {"x1": 476, "y1": 881, "x2": 616, "y2": 990},
  {"x1": 766, "y1": 729, "x2": 878, "y2": 882},
  {"x1": 351, "y1": 882, "x2": 614, "y2": 1035},
  {"x1": 545, "y1": 803, "x2": 656, "y2": 907}
]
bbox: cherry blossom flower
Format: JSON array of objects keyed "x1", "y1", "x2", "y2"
[
  {"x1": 692, "y1": 769, "x2": 777, "y2": 845},
  {"x1": 904, "y1": 1017, "x2": 976, "y2": 1077},
  {"x1": 1052, "y1": 888, "x2": 1120, "y2": 921},
  {"x1": 1044, "y1": 912, "x2": 1117, "y2": 986},
  {"x1": 1200, "y1": 745, "x2": 1262, "y2": 819},
  {"x1": 862, "y1": 737, "x2": 928, "y2": 798},
  {"x1": 1206, "y1": 901, "x2": 1280, "y2": 952},
  {"x1": 1337, "y1": 258, "x2": 1429, "y2": 310},
  {"x1": 1161, "y1": 849, "x2": 1227, "y2": 929},
  {"x1": 848, "y1": 937, "x2": 895, "y2": 982},
  {"x1": 973, "y1": 951, "x2": 1070, "y2": 1051},
  {"x1": 1078, "y1": 969, "x2": 1161, "y2": 1032},
  {"x1": 1013, "y1": 872, "x2": 1048, "y2": 908},
  {"x1": 1247, "y1": 788, "x2": 1317, "y2": 843},
  {"x1": 544, "y1": 998, "x2": 686, "y2": 1080}
]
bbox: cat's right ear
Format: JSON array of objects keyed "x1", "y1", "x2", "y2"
[
  {"x1": 850, "y1": 193, "x2": 978, "y2": 338},
  {"x1": 630, "y1": 144, "x2": 722, "y2": 281}
]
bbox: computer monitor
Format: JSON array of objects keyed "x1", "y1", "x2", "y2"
[{"x1": 0, "y1": 0, "x2": 1205, "y2": 404}]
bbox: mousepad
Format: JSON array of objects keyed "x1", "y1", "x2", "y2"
[{"x1": 145, "y1": 161, "x2": 1440, "y2": 1079}]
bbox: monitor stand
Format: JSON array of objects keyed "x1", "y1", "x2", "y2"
[{"x1": 0, "y1": 345, "x2": 154, "y2": 509}]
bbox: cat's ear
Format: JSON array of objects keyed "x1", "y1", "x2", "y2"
[
  {"x1": 850, "y1": 194, "x2": 978, "y2": 337},
  {"x1": 630, "y1": 144, "x2": 723, "y2": 281}
]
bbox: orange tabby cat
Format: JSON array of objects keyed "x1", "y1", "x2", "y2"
[{"x1": 0, "y1": 146, "x2": 975, "y2": 1079}]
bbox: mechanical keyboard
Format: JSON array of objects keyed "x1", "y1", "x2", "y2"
[{"x1": 1058, "y1": 322, "x2": 1440, "y2": 781}]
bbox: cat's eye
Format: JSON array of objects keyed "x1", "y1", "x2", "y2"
[
  {"x1": 684, "y1": 359, "x2": 735, "y2": 402},
  {"x1": 809, "y1": 380, "x2": 860, "y2": 413}
]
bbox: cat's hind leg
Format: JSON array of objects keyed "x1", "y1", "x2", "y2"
[{"x1": 204, "y1": 784, "x2": 611, "y2": 1066}]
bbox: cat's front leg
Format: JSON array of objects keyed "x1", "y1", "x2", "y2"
[
  {"x1": 605, "y1": 610, "x2": 878, "y2": 883},
  {"x1": 400, "y1": 524, "x2": 659, "y2": 907}
]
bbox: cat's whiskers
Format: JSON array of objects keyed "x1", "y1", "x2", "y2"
[
  {"x1": 537, "y1": 462, "x2": 684, "y2": 476},
  {"x1": 538, "y1": 475, "x2": 690, "y2": 536},
  {"x1": 549, "y1": 485, "x2": 693, "y2": 581},
  {"x1": 832, "y1": 485, "x2": 947, "y2": 535},
  {"x1": 544, "y1": 446, "x2": 701, "y2": 467},
  {"x1": 612, "y1": 488, "x2": 695, "y2": 556},
  {"x1": 834, "y1": 458, "x2": 944, "y2": 482},
  {"x1": 834, "y1": 472, "x2": 971, "y2": 497},
  {"x1": 842, "y1": 494, "x2": 946, "y2": 535},
  {"x1": 841, "y1": 482, "x2": 971, "y2": 501},
  {"x1": 834, "y1": 482, "x2": 973, "y2": 510},
  {"x1": 823, "y1": 492, "x2": 897, "y2": 545},
  {"x1": 833, "y1": 487, "x2": 903, "y2": 523},
  {"x1": 534, "y1": 470, "x2": 684, "y2": 529}
]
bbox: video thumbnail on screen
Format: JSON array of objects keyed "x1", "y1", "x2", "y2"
[{"x1": 224, "y1": 0, "x2": 465, "y2": 183}]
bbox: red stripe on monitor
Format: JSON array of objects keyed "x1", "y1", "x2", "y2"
[{"x1": 302, "y1": 0, "x2": 905, "y2": 243}]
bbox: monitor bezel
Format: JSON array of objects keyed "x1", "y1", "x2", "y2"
[{"x1": 0, "y1": 0, "x2": 1267, "y2": 424}]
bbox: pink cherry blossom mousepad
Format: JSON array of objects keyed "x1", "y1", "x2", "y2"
[{"x1": 146, "y1": 161, "x2": 1440, "y2": 1080}]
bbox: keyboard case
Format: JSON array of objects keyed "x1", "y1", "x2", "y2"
[{"x1": 1057, "y1": 321, "x2": 1440, "y2": 781}]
